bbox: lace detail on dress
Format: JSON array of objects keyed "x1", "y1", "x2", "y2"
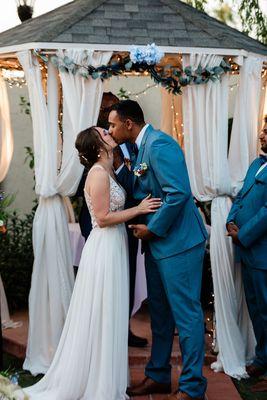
[{"x1": 84, "y1": 165, "x2": 126, "y2": 229}]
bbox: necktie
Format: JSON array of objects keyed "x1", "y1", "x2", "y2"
[
  {"x1": 132, "y1": 143, "x2": 139, "y2": 157},
  {"x1": 130, "y1": 143, "x2": 139, "y2": 167}
]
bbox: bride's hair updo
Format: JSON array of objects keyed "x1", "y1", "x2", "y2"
[{"x1": 75, "y1": 126, "x2": 108, "y2": 169}]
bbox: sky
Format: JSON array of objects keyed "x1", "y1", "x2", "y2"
[
  {"x1": 0, "y1": 0, "x2": 266, "y2": 34},
  {"x1": 0, "y1": 0, "x2": 73, "y2": 32}
]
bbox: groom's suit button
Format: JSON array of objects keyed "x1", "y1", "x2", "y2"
[{"x1": 126, "y1": 377, "x2": 171, "y2": 396}]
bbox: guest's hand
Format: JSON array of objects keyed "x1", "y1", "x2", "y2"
[
  {"x1": 227, "y1": 229, "x2": 241, "y2": 245},
  {"x1": 128, "y1": 224, "x2": 155, "y2": 240},
  {"x1": 226, "y1": 222, "x2": 239, "y2": 233}
]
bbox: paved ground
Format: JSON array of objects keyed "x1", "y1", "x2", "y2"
[{"x1": 3, "y1": 307, "x2": 242, "y2": 399}]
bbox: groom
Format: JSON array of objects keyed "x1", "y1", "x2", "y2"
[{"x1": 109, "y1": 100, "x2": 208, "y2": 400}]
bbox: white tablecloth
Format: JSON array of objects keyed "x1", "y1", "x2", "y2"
[{"x1": 68, "y1": 223, "x2": 147, "y2": 315}]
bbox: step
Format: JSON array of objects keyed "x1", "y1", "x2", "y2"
[{"x1": 129, "y1": 366, "x2": 242, "y2": 400}]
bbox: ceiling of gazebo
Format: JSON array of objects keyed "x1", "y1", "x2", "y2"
[{"x1": 0, "y1": 0, "x2": 266, "y2": 56}]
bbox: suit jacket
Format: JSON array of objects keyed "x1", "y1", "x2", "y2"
[
  {"x1": 227, "y1": 157, "x2": 267, "y2": 269},
  {"x1": 117, "y1": 125, "x2": 208, "y2": 260}
]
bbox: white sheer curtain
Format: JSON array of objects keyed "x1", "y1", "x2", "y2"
[
  {"x1": 0, "y1": 274, "x2": 22, "y2": 329},
  {"x1": 182, "y1": 53, "x2": 255, "y2": 379},
  {"x1": 18, "y1": 49, "x2": 112, "y2": 375},
  {"x1": 229, "y1": 56, "x2": 263, "y2": 194},
  {"x1": 0, "y1": 75, "x2": 13, "y2": 183}
]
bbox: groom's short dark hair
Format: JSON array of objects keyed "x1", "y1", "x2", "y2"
[{"x1": 110, "y1": 100, "x2": 145, "y2": 125}]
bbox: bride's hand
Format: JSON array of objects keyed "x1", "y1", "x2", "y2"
[{"x1": 137, "y1": 194, "x2": 162, "y2": 215}]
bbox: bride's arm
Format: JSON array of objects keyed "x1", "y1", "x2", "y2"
[{"x1": 86, "y1": 169, "x2": 161, "y2": 228}]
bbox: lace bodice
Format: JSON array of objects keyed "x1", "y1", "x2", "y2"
[{"x1": 84, "y1": 165, "x2": 126, "y2": 229}]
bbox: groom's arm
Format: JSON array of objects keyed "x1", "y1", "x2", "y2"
[{"x1": 147, "y1": 138, "x2": 191, "y2": 238}]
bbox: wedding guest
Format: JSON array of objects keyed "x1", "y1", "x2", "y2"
[
  {"x1": 76, "y1": 92, "x2": 148, "y2": 348},
  {"x1": 227, "y1": 115, "x2": 267, "y2": 378}
]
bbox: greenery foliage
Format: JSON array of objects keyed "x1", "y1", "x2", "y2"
[
  {"x1": 35, "y1": 50, "x2": 231, "y2": 96},
  {"x1": 19, "y1": 96, "x2": 31, "y2": 117},
  {"x1": 185, "y1": 0, "x2": 267, "y2": 44},
  {"x1": 0, "y1": 144, "x2": 36, "y2": 312},
  {"x1": 239, "y1": 0, "x2": 267, "y2": 45},
  {"x1": 0, "y1": 208, "x2": 34, "y2": 312}
]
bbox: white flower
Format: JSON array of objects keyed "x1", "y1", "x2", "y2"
[{"x1": 0, "y1": 220, "x2": 4, "y2": 227}]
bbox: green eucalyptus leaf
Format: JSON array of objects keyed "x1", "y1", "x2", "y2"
[
  {"x1": 184, "y1": 66, "x2": 192, "y2": 76},
  {"x1": 92, "y1": 72, "x2": 99, "y2": 79},
  {"x1": 125, "y1": 61, "x2": 133, "y2": 70}
]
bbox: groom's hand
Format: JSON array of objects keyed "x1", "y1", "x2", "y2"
[{"x1": 128, "y1": 224, "x2": 154, "y2": 240}]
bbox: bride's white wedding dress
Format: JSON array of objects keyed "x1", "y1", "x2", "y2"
[{"x1": 20, "y1": 165, "x2": 129, "y2": 400}]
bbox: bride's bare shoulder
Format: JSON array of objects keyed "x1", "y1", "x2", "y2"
[{"x1": 85, "y1": 165, "x2": 109, "y2": 194}]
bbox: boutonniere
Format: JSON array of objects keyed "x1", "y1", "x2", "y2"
[{"x1": 134, "y1": 162, "x2": 148, "y2": 177}]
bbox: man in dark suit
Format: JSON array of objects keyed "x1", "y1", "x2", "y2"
[
  {"x1": 227, "y1": 116, "x2": 267, "y2": 379},
  {"x1": 76, "y1": 92, "x2": 148, "y2": 347}
]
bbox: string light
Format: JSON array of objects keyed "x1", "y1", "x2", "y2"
[{"x1": 2, "y1": 69, "x2": 26, "y2": 88}]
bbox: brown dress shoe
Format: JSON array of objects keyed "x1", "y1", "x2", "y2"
[
  {"x1": 246, "y1": 364, "x2": 266, "y2": 377},
  {"x1": 126, "y1": 377, "x2": 171, "y2": 396}
]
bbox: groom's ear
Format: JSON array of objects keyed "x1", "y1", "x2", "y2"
[{"x1": 125, "y1": 118, "x2": 133, "y2": 131}]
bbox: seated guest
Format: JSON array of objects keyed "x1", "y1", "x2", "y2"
[
  {"x1": 227, "y1": 116, "x2": 267, "y2": 378},
  {"x1": 75, "y1": 92, "x2": 148, "y2": 348}
]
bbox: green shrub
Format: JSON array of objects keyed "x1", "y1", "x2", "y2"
[{"x1": 0, "y1": 207, "x2": 35, "y2": 313}]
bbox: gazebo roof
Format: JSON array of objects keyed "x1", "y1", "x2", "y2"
[{"x1": 0, "y1": 0, "x2": 266, "y2": 56}]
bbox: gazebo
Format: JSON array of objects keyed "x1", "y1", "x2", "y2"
[{"x1": 0, "y1": 0, "x2": 266, "y2": 378}]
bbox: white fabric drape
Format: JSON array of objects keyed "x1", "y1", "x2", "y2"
[
  {"x1": 18, "y1": 49, "x2": 112, "y2": 375},
  {"x1": 229, "y1": 57, "x2": 263, "y2": 195},
  {"x1": 182, "y1": 53, "x2": 255, "y2": 379},
  {"x1": 57, "y1": 49, "x2": 112, "y2": 196},
  {"x1": 0, "y1": 75, "x2": 13, "y2": 183},
  {"x1": 0, "y1": 274, "x2": 22, "y2": 329}
]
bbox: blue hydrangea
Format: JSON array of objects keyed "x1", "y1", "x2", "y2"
[{"x1": 130, "y1": 43, "x2": 164, "y2": 65}]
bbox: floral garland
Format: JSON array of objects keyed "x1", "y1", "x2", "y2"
[
  {"x1": 0, "y1": 192, "x2": 15, "y2": 234},
  {"x1": 33, "y1": 44, "x2": 231, "y2": 95},
  {"x1": 0, "y1": 370, "x2": 28, "y2": 400}
]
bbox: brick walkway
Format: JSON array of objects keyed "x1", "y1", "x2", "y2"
[{"x1": 3, "y1": 307, "x2": 242, "y2": 399}]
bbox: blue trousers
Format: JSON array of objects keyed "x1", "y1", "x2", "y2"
[
  {"x1": 242, "y1": 262, "x2": 267, "y2": 370},
  {"x1": 144, "y1": 242, "x2": 207, "y2": 398}
]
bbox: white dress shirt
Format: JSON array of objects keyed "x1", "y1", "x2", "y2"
[
  {"x1": 119, "y1": 143, "x2": 130, "y2": 160},
  {"x1": 256, "y1": 161, "x2": 267, "y2": 177},
  {"x1": 135, "y1": 124, "x2": 150, "y2": 150}
]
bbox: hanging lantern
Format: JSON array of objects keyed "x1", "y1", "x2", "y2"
[{"x1": 16, "y1": 1, "x2": 36, "y2": 22}]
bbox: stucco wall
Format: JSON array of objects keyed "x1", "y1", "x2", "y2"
[{"x1": 3, "y1": 86, "x2": 35, "y2": 214}]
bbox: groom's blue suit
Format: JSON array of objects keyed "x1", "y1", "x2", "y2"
[
  {"x1": 227, "y1": 156, "x2": 267, "y2": 371},
  {"x1": 118, "y1": 125, "x2": 208, "y2": 398}
]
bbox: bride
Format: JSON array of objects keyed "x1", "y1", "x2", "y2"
[{"x1": 18, "y1": 126, "x2": 161, "y2": 400}]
